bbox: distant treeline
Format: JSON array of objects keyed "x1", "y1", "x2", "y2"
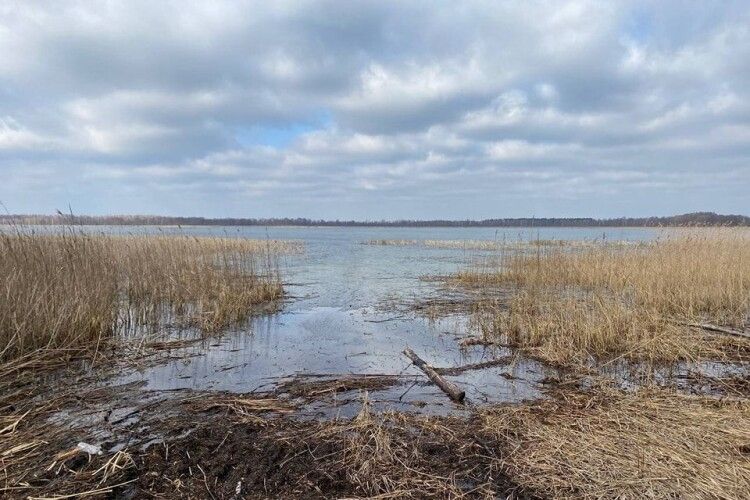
[{"x1": 1, "y1": 212, "x2": 749, "y2": 227}]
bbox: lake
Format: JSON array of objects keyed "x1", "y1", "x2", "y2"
[{"x1": 32, "y1": 225, "x2": 646, "y2": 416}]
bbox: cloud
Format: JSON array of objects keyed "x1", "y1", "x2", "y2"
[{"x1": 0, "y1": 0, "x2": 749, "y2": 218}]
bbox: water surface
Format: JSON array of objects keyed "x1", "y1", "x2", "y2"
[{"x1": 98, "y1": 226, "x2": 664, "y2": 413}]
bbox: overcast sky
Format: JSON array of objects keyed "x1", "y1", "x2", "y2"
[{"x1": 1, "y1": 1, "x2": 748, "y2": 219}]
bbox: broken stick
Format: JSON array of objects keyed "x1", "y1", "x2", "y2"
[{"x1": 403, "y1": 347, "x2": 465, "y2": 403}]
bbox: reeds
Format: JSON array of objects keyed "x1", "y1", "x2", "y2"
[
  {"x1": 459, "y1": 229, "x2": 750, "y2": 365},
  {"x1": 0, "y1": 228, "x2": 290, "y2": 363},
  {"x1": 483, "y1": 387, "x2": 750, "y2": 499},
  {"x1": 364, "y1": 238, "x2": 626, "y2": 250},
  {"x1": 476, "y1": 290, "x2": 723, "y2": 365}
]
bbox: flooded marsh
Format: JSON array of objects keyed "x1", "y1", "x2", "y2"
[{"x1": 1, "y1": 226, "x2": 749, "y2": 498}]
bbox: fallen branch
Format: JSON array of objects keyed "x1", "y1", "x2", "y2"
[
  {"x1": 403, "y1": 348, "x2": 465, "y2": 403},
  {"x1": 434, "y1": 356, "x2": 513, "y2": 376}
]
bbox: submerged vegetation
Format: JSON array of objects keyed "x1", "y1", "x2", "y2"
[
  {"x1": 453, "y1": 230, "x2": 750, "y2": 366},
  {"x1": 0, "y1": 229, "x2": 294, "y2": 363}
]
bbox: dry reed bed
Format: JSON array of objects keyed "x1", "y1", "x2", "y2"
[
  {"x1": 456, "y1": 230, "x2": 750, "y2": 365},
  {"x1": 113, "y1": 389, "x2": 750, "y2": 498},
  {"x1": 483, "y1": 387, "x2": 750, "y2": 499},
  {"x1": 0, "y1": 230, "x2": 293, "y2": 363},
  {"x1": 364, "y1": 238, "x2": 631, "y2": 250},
  {"x1": 3, "y1": 380, "x2": 749, "y2": 498}
]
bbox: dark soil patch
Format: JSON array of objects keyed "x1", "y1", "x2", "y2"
[
  {"x1": 131, "y1": 406, "x2": 529, "y2": 499},
  {"x1": 133, "y1": 420, "x2": 350, "y2": 498}
]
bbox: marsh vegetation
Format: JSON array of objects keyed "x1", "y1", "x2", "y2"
[
  {"x1": 363, "y1": 237, "x2": 633, "y2": 250},
  {"x1": 455, "y1": 230, "x2": 750, "y2": 366},
  {"x1": 0, "y1": 228, "x2": 294, "y2": 363},
  {"x1": 1, "y1": 226, "x2": 749, "y2": 499}
]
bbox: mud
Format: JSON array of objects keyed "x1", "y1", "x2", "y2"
[{"x1": 130, "y1": 396, "x2": 529, "y2": 499}]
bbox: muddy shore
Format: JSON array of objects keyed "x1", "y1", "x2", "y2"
[{"x1": 2, "y1": 329, "x2": 748, "y2": 499}]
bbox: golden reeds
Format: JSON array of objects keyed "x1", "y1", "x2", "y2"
[
  {"x1": 483, "y1": 387, "x2": 750, "y2": 499},
  {"x1": 459, "y1": 229, "x2": 750, "y2": 365},
  {"x1": 364, "y1": 238, "x2": 627, "y2": 250},
  {"x1": 461, "y1": 230, "x2": 750, "y2": 324},
  {"x1": 0, "y1": 229, "x2": 291, "y2": 363}
]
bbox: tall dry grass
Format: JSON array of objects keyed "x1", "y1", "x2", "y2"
[
  {"x1": 0, "y1": 229, "x2": 290, "y2": 363},
  {"x1": 363, "y1": 238, "x2": 629, "y2": 250},
  {"x1": 483, "y1": 387, "x2": 750, "y2": 499},
  {"x1": 459, "y1": 230, "x2": 750, "y2": 365}
]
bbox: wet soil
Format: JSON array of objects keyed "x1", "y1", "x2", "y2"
[
  {"x1": 130, "y1": 406, "x2": 528, "y2": 499},
  {"x1": 4, "y1": 343, "x2": 747, "y2": 499}
]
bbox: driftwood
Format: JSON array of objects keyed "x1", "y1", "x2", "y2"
[
  {"x1": 403, "y1": 348, "x2": 465, "y2": 403},
  {"x1": 682, "y1": 322, "x2": 750, "y2": 340}
]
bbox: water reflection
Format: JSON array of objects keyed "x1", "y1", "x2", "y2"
[{"x1": 105, "y1": 226, "x2": 669, "y2": 412}]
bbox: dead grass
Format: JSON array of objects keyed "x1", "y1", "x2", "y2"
[
  {"x1": 5, "y1": 380, "x2": 749, "y2": 499},
  {"x1": 0, "y1": 228, "x2": 291, "y2": 363},
  {"x1": 0, "y1": 419, "x2": 138, "y2": 498},
  {"x1": 137, "y1": 387, "x2": 750, "y2": 499},
  {"x1": 278, "y1": 374, "x2": 402, "y2": 400},
  {"x1": 482, "y1": 387, "x2": 750, "y2": 499},
  {"x1": 320, "y1": 399, "x2": 478, "y2": 498},
  {"x1": 364, "y1": 238, "x2": 630, "y2": 250},
  {"x1": 459, "y1": 230, "x2": 750, "y2": 365},
  {"x1": 138, "y1": 395, "x2": 507, "y2": 499},
  {"x1": 196, "y1": 395, "x2": 296, "y2": 425}
]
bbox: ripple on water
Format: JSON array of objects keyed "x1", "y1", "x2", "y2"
[{"x1": 114, "y1": 306, "x2": 552, "y2": 415}]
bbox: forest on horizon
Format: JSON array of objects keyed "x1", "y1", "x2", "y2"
[{"x1": 2, "y1": 212, "x2": 749, "y2": 227}]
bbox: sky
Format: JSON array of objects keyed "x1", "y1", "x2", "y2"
[{"x1": 1, "y1": 1, "x2": 749, "y2": 219}]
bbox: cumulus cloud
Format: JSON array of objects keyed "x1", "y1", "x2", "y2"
[{"x1": 0, "y1": 0, "x2": 748, "y2": 218}]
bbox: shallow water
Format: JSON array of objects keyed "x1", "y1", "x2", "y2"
[{"x1": 101, "y1": 226, "x2": 664, "y2": 413}]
